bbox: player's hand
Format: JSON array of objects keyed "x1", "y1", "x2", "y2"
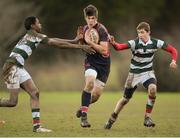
[
  {"x1": 109, "y1": 35, "x2": 116, "y2": 45},
  {"x1": 82, "y1": 45, "x2": 96, "y2": 54},
  {"x1": 76, "y1": 26, "x2": 84, "y2": 41},
  {"x1": 170, "y1": 60, "x2": 177, "y2": 69}
]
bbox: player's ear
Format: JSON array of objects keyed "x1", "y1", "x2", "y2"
[
  {"x1": 31, "y1": 24, "x2": 34, "y2": 29},
  {"x1": 95, "y1": 17, "x2": 98, "y2": 21}
]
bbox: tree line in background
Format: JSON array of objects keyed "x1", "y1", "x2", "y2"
[{"x1": 0, "y1": 0, "x2": 179, "y2": 91}]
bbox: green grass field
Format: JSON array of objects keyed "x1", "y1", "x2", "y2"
[{"x1": 0, "y1": 91, "x2": 179, "y2": 137}]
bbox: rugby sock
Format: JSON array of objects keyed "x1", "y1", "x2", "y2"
[
  {"x1": 145, "y1": 95, "x2": 156, "y2": 117},
  {"x1": 81, "y1": 90, "x2": 91, "y2": 115},
  {"x1": 32, "y1": 108, "x2": 40, "y2": 130}
]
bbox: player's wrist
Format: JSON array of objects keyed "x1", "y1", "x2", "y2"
[
  {"x1": 74, "y1": 36, "x2": 81, "y2": 42},
  {"x1": 172, "y1": 59, "x2": 176, "y2": 63},
  {"x1": 111, "y1": 42, "x2": 117, "y2": 46}
]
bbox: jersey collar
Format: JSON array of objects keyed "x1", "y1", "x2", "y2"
[{"x1": 139, "y1": 37, "x2": 152, "y2": 46}]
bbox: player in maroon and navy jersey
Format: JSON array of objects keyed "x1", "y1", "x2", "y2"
[
  {"x1": 75, "y1": 4, "x2": 111, "y2": 128},
  {"x1": 58, "y1": 4, "x2": 111, "y2": 128}
]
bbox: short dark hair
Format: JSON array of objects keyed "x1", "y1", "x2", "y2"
[
  {"x1": 24, "y1": 16, "x2": 37, "y2": 30},
  {"x1": 83, "y1": 4, "x2": 98, "y2": 18},
  {"x1": 136, "y1": 22, "x2": 150, "y2": 32}
]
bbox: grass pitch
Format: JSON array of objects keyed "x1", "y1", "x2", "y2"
[{"x1": 0, "y1": 91, "x2": 179, "y2": 137}]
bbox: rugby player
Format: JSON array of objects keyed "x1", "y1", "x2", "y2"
[
  {"x1": 0, "y1": 16, "x2": 94, "y2": 132},
  {"x1": 104, "y1": 22, "x2": 178, "y2": 129}
]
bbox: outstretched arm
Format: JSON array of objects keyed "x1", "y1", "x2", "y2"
[
  {"x1": 109, "y1": 35, "x2": 129, "y2": 51},
  {"x1": 52, "y1": 38, "x2": 79, "y2": 44},
  {"x1": 163, "y1": 44, "x2": 178, "y2": 69},
  {"x1": 47, "y1": 38, "x2": 95, "y2": 54},
  {"x1": 112, "y1": 43, "x2": 129, "y2": 51}
]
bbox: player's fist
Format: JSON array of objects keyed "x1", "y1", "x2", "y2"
[
  {"x1": 76, "y1": 26, "x2": 84, "y2": 40},
  {"x1": 170, "y1": 60, "x2": 177, "y2": 69},
  {"x1": 109, "y1": 35, "x2": 116, "y2": 45}
]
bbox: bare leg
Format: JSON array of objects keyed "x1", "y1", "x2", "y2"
[
  {"x1": 114, "y1": 97, "x2": 129, "y2": 114},
  {"x1": 104, "y1": 85, "x2": 137, "y2": 129},
  {"x1": 20, "y1": 79, "x2": 39, "y2": 109},
  {"x1": 104, "y1": 96, "x2": 130, "y2": 129},
  {"x1": 20, "y1": 79, "x2": 40, "y2": 131},
  {"x1": 145, "y1": 83, "x2": 157, "y2": 117},
  {"x1": 20, "y1": 79, "x2": 52, "y2": 132},
  {"x1": 143, "y1": 84, "x2": 157, "y2": 127},
  {"x1": 90, "y1": 85, "x2": 103, "y2": 104},
  {"x1": 84, "y1": 76, "x2": 96, "y2": 92}
]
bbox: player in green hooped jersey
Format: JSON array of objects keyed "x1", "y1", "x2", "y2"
[
  {"x1": 0, "y1": 16, "x2": 95, "y2": 132},
  {"x1": 104, "y1": 22, "x2": 178, "y2": 129}
]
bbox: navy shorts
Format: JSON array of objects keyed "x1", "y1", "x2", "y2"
[{"x1": 84, "y1": 61, "x2": 110, "y2": 83}]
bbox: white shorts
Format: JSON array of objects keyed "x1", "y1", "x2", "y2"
[
  {"x1": 125, "y1": 71, "x2": 156, "y2": 88},
  {"x1": 85, "y1": 68, "x2": 105, "y2": 88},
  {"x1": 5, "y1": 65, "x2": 31, "y2": 89}
]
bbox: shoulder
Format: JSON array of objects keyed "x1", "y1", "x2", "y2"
[
  {"x1": 36, "y1": 33, "x2": 49, "y2": 44},
  {"x1": 96, "y1": 23, "x2": 108, "y2": 34},
  {"x1": 127, "y1": 38, "x2": 139, "y2": 50},
  {"x1": 151, "y1": 37, "x2": 167, "y2": 48},
  {"x1": 151, "y1": 37, "x2": 158, "y2": 44},
  {"x1": 128, "y1": 38, "x2": 138, "y2": 46},
  {"x1": 36, "y1": 33, "x2": 48, "y2": 39}
]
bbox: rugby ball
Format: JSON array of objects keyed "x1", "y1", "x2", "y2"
[{"x1": 85, "y1": 28, "x2": 99, "y2": 44}]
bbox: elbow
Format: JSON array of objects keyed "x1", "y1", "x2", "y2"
[
  {"x1": 112, "y1": 44, "x2": 120, "y2": 51},
  {"x1": 113, "y1": 47, "x2": 120, "y2": 51}
]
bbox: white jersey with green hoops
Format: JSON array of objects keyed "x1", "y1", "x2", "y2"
[
  {"x1": 127, "y1": 37, "x2": 168, "y2": 74},
  {"x1": 9, "y1": 30, "x2": 48, "y2": 66}
]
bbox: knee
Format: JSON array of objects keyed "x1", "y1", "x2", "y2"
[
  {"x1": 148, "y1": 84, "x2": 157, "y2": 96},
  {"x1": 30, "y1": 88, "x2": 39, "y2": 100},
  {"x1": 85, "y1": 81, "x2": 94, "y2": 91},
  {"x1": 123, "y1": 86, "x2": 136, "y2": 99}
]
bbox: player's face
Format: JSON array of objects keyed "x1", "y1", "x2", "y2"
[
  {"x1": 31, "y1": 18, "x2": 42, "y2": 33},
  {"x1": 85, "y1": 16, "x2": 97, "y2": 28},
  {"x1": 137, "y1": 29, "x2": 150, "y2": 42}
]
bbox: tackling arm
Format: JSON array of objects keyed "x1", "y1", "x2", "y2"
[
  {"x1": 52, "y1": 38, "x2": 79, "y2": 44},
  {"x1": 112, "y1": 43, "x2": 129, "y2": 51},
  {"x1": 47, "y1": 38, "x2": 95, "y2": 54},
  {"x1": 109, "y1": 35, "x2": 129, "y2": 51}
]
